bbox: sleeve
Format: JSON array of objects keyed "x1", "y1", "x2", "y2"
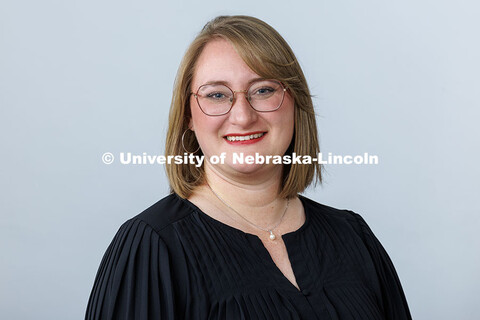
[
  {"x1": 351, "y1": 212, "x2": 413, "y2": 320},
  {"x1": 85, "y1": 218, "x2": 175, "y2": 320}
]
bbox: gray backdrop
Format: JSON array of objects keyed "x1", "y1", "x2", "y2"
[{"x1": 1, "y1": 0, "x2": 479, "y2": 319}]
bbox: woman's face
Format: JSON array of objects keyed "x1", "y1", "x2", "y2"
[{"x1": 189, "y1": 39, "x2": 295, "y2": 178}]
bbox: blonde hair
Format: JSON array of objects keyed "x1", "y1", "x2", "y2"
[{"x1": 165, "y1": 15, "x2": 322, "y2": 198}]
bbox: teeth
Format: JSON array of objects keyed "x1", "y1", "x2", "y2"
[{"x1": 226, "y1": 133, "x2": 264, "y2": 142}]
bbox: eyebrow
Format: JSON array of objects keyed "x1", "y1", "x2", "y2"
[{"x1": 200, "y1": 77, "x2": 266, "y2": 87}]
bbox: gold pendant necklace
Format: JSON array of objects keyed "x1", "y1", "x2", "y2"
[{"x1": 207, "y1": 183, "x2": 289, "y2": 241}]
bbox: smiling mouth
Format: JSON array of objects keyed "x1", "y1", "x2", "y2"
[{"x1": 225, "y1": 132, "x2": 266, "y2": 142}]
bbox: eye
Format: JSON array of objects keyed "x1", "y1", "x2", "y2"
[
  {"x1": 250, "y1": 86, "x2": 276, "y2": 99},
  {"x1": 207, "y1": 92, "x2": 227, "y2": 99},
  {"x1": 198, "y1": 84, "x2": 232, "y2": 102},
  {"x1": 254, "y1": 87, "x2": 275, "y2": 95}
]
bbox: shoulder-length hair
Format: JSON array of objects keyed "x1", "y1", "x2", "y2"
[{"x1": 165, "y1": 15, "x2": 322, "y2": 199}]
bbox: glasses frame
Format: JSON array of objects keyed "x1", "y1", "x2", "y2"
[{"x1": 191, "y1": 79, "x2": 287, "y2": 116}]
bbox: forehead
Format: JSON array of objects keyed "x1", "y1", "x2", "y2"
[{"x1": 192, "y1": 39, "x2": 261, "y2": 88}]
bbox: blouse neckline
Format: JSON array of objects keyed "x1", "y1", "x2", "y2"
[{"x1": 177, "y1": 193, "x2": 311, "y2": 241}]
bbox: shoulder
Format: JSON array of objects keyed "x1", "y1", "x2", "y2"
[
  {"x1": 86, "y1": 195, "x2": 184, "y2": 319},
  {"x1": 94, "y1": 193, "x2": 193, "y2": 274},
  {"x1": 300, "y1": 195, "x2": 361, "y2": 224},
  {"x1": 299, "y1": 195, "x2": 369, "y2": 241},
  {"x1": 130, "y1": 193, "x2": 195, "y2": 235},
  {"x1": 299, "y1": 196, "x2": 412, "y2": 318}
]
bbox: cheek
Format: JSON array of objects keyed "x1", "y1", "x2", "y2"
[
  {"x1": 281, "y1": 101, "x2": 295, "y2": 147},
  {"x1": 189, "y1": 100, "x2": 202, "y2": 129},
  {"x1": 190, "y1": 104, "x2": 210, "y2": 132},
  {"x1": 281, "y1": 99, "x2": 295, "y2": 133},
  {"x1": 190, "y1": 107, "x2": 224, "y2": 144}
]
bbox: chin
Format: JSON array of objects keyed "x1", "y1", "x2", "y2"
[{"x1": 224, "y1": 161, "x2": 277, "y2": 177}]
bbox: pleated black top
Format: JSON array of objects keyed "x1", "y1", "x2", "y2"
[{"x1": 85, "y1": 194, "x2": 411, "y2": 319}]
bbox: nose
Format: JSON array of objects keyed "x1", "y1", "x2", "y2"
[{"x1": 228, "y1": 90, "x2": 257, "y2": 126}]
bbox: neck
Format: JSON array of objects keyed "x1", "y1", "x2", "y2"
[{"x1": 201, "y1": 161, "x2": 286, "y2": 228}]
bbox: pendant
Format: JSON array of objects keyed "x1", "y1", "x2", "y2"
[{"x1": 269, "y1": 230, "x2": 276, "y2": 241}]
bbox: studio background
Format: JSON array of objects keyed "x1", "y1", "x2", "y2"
[{"x1": 1, "y1": 0, "x2": 478, "y2": 319}]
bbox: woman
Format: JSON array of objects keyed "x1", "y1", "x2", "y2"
[{"x1": 86, "y1": 15, "x2": 412, "y2": 319}]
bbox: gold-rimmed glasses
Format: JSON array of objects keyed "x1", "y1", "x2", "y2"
[{"x1": 191, "y1": 79, "x2": 287, "y2": 116}]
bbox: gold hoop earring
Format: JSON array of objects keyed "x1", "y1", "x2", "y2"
[{"x1": 181, "y1": 129, "x2": 200, "y2": 154}]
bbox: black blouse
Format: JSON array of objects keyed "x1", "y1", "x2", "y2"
[{"x1": 85, "y1": 194, "x2": 412, "y2": 319}]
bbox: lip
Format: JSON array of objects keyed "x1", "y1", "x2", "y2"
[{"x1": 224, "y1": 131, "x2": 267, "y2": 145}]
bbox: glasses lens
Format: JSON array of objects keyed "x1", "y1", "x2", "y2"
[
  {"x1": 197, "y1": 84, "x2": 233, "y2": 115},
  {"x1": 248, "y1": 80, "x2": 284, "y2": 112}
]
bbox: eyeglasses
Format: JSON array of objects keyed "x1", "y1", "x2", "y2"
[{"x1": 191, "y1": 79, "x2": 287, "y2": 116}]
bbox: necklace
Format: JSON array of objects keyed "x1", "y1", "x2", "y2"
[{"x1": 207, "y1": 183, "x2": 289, "y2": 241}]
